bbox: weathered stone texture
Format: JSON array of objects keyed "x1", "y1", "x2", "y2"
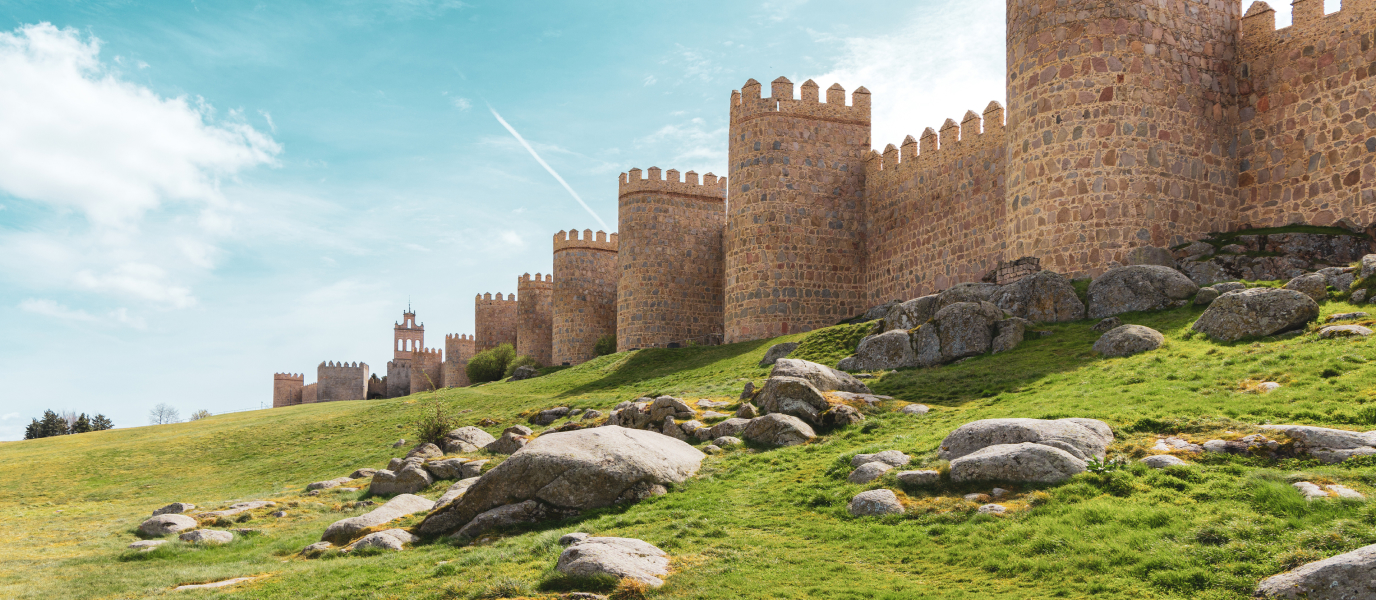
[
  {"x1": 1005, "y1": 0, "x2": 1244, "y2": 278},
  {"x1": 553, "y1": 230, "x2": 619, "y2": 365},
  {"x1": 317, "y1": 361, "x2": 369, "y2": 402},
  {"x1": 724, "y1": 77, "x2": 872, "y2": 343},
  {"x1": 475, "y1": 292, "x2": 519, "y2": 354},
  {"x1": 517, "y1": 273, "x2": 554, "y2": 366},
  {"x1": 865, "y1": 104, "x2": 1009, "y2": 301},
  {"x1": 443, "y1": 333, "x2": 475, "y2": 388},
  {"x1": 272, "y1": 373, "x2": 304, "y2": 408},
  {"x1": 617, "y1": 168, "x2": 727, "y2": 350},
  {"x1": 1237, "y1": 1, "x2": 1376, "y2": 230}
]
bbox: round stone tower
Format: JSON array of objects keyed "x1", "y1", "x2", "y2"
[
  {"x1": 552, "y1": 229, "x2": 618, "y2": 365},
  {"x1": 724, "y1": 76, "x2": 872, "y2": 343},
  {"x1": 1005, "y1": 0, "x2": 1241, "y2": 276},
  {"x1": 617, "y1": 167, "x2": 727, "y2": 350},
  {"x1": 517, "y1": 273, "x2": 554, "y2": 366}
]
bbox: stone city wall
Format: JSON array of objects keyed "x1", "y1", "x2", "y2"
[
  {"x1": 272, "y1": 373, "x2": 304, "y2": 408},
  {"x1": 317, "y1": 361, "x2": 369, "y2": 402},
  {"x1": 1237, "y1": 0, "x2": 1376, "y2": 229},
  {"x1": 301, "y1": 383, "x2": 317, "y2": 404},
  {"x1": 408, "y1": 347, "x2": 443, "y2": 394},
  {"x1": 444, "y1": 333, "x2": 475, "y2": 388},
  {"x1": 864, "y1": 103, "x2": 1009, "y2": 302},
  {"x1": 517, "y1": 273, "x2": 554, "y2": 366},
  {"x1": 475, "y1": 292, "x2": 519, "y2": 353},
  {"x1": 1005, "y1": 0, "x2": 1244, "y2": 278},
  {"x1": 724, "y1": 77, "x2": 872, "y2": 342},
  {"x1": 553, "y1": 229, "x2": 618, "y2": 365},
  {"x1": 617, "y1": 167, "x2": 727, "y2": 350}
]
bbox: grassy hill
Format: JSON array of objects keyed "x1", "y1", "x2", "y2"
[{"x1": 5, "y1": 297, "x2": 1376, "y2": 600}]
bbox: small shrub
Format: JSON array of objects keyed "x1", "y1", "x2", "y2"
[
  {"x1": 504, "y1": 354, "x2": 542, "y2": 378},
  {"x1": 594, "y1": 334, "x2": 617, "y2": 357},
  {"x1": 414, "y1": 400, "x2": 461, "y2": 446},
  {"x1": 467, "y1": 343, "x2": 516, "y2": 383}
]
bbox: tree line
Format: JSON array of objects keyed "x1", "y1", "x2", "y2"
[{"x1": 24, "y1": 410, "x2": 114, "y2": 439}]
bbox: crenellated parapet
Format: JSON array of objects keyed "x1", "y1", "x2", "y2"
[
  {"x1": 317, "y1": 361, "x2": 369, "y2": 402},
  {"x1": 273, "y1": 372, "x2": 304, "y2": 381},
  {"x1": 442, "y1": 333, "x2": 476, "y2": 388},
  {"x1": 475, "y1": 292, "x2": 518, "y2": 304},
  {"x1": 730, "y1": 76, "x2": 870, "y2": 126},
  {"x1": 272, "y1": 372, "x2": 305, "y2": 408},
  {"x1": 553, "y1": 229, "x2": 619, "y2": 253},
  {"x1": 517, "y1": 272, "x2": 555, "y2": 365},
  {"x1": 618, "y1": 167, "x2": 726, "y2": 201},
  {"x1": 476, "y1": 292, "x2": 519, "y2": 353}
]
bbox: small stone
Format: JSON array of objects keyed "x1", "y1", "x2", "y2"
[
  {"x1": 977, "y1": 503, "x2": 1007, "y2": 514},
  {"x1": 1091, "y1": 316, "x2": 1123, "y2": 333},
  {"x1": 848, "y1": 462, "x2": 894, "y2": 484},
  {"x1": 700, "y1": 411, "x2": 729, "y2": 420},
  {"x1": 1327, "y1": 312, "x2": 1369, "y2": 322},
  {"x1": 735, "y1": 403, "x2": 759, "y2": 419},
  {"x1": 759, "y1": 342, "x2": 799, "y2": 367},
  {"x1": 1293, "y1": 481, "x2": 1329, "y2": 500},
  {"x1": 712, "y1": 436, "x2": 743, "y2": 447},
  {"x1": 350, "y1": 468, "x2": 377, "y2": 479},
  {"x1": 139, "y1": 514, "x2": 198, "y2": 536},
  {"x1": 271, "y1": 511, "x2": 287, "y2": 517},
  {"x1": 301, "y1": 541, "x2": 334, "y2": 557},
  {"x1": 128, "y1": 540, "x2": 167, "y2": 551},
  {"x1": 151, "y1": 502, "x2": 195, "y2": 516},
  {"x1": 1142, "y1": 455, "x2": 1187, "y2": 468},
  {"x1": 739, "y1": 382, "x2": 756, "y2": 400},
  {"x1": 1327, "y1": 484, "x2": 1365, "y2": 500},
  {"x1": 963, "y1": 493, "x2": 987, "y2": 501},
  {"x1": 847, "y1": 489, "x2": 905, "y2": 516},
  {"x1": 1194, "y1": 287, "x2": 1220, "y2": 305},
  {"x1": 703, "y1": 445, "x2": 722, "y2": 454},
  {"x1": 990, "y1": 488, "x2": 1008, "y2": 498},
  {"x1": 392, "y1": 439, "x2": 406, "y2": 448},
  {"x1": 1257, "y1": 382, "x2": 1281, "y2": 392},
  {"x1": 1093, "y1": 324, "x2": 1165, "y2": 357},
  {"x1": 1353, "y1": 289, "x2": 1368, "y2": 303},
  {"x1": 895, "y1": 470, "x2": 940, "y2": 486},
  {"x1": 697, "y1": 400, "x2": 731, "y2": 408},
  {"x1": 851, "y1": 450, "x2": 912, "y2": 468},
  {"x1": 1319, "y1": 325, "x2": 1373, "y2": 338},
  {"x1": 899, "y1": 404, "x2": 930, "y2": 415},
  {"x1": 179, "y1": 529, "x2": 234, "y2": 545},
  {"x1": 560, "y1": 532, "x2": 590, "y2": 546},
  {"x1": 1151, "y1": 437, "x2": 1203, "y2": 453},
  {"x1": 581, "y1": 409, "x2": 603, "y2": 421}
]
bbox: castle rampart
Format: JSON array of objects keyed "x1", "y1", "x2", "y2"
[
  {"x1": 408, "y1": 347, "x2": 443, "y2": 394},
  {"x1": 1004, "y1": 0, "x2": 1243, "y2": 277},
  {"x1": 301, "y1": 382, "x2": 317, "y2": 404},
  {"x1": 443, "y1": 333, "x2": 475, "y2": 387},
  {"x1": 616, "y1": 167, "x2": 727, "y2": 349},
  {"x1": 553, "y1": 229, "x2": 619, "y2": 365},
  {"x1": 272, "y1": 373, "x2": 304, "y2": 408},
  {"x1": 724, "y1": 77, "x2": 873, "y2": 342},
  {"x1": 864, "y1": 103, "x2": 1010, "y2": 301},
  {"x1": 1236, "y1": 0, "x2": 1376, "y2": 229},
  {"x1": 475, "y1": 292, "x2": 519, "y2": 353},
  {"x1": 517, "y1": 273, "x2": 554, "y2": 365},
  {"x1": 317, "y1": 361, "x2": 369, "y2": 402}
]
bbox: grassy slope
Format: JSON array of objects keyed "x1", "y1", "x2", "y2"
[{"x1": 5, "y1": 300, "x2": 1376, "y2": 599}]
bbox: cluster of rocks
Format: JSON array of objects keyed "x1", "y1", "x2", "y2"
[
  {"x1": 131, "y1": 501, "x2": 277, "y2": 552},
  {"x1": 1166, "y1": 231, "x2": 1374, "y2": 287},
  {"x1": 1142, "y1": 425, "x2": 1376, "y2": 466}
]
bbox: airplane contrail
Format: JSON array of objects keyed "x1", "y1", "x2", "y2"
[{"x1": 488, "y1": 105, "x2": 610, "y2": 231}]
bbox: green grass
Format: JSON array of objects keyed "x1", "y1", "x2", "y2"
[{"x1": 6, "y1": 297, "x2": 1376, "y2": 599}]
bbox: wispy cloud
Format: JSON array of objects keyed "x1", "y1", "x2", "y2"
[
  {"x1": 451, "y1": 96, "x2": 472, "y2": 110},
  {"x1": 19, "y1": 298, "x2": 98, "y2": 322},
  {"x1": 759, "y1": 0, "x2": 808, "y2": 21},
  {"x1": 500, "y1": 230, "x2": 523, "y2": 246},
  {"x1": 806, "y1": 0, "x2": 1005, "y2": 149},
  {"x1": 635, "y1": 117, "x2": 728, "y2": 176},
  {"x1": 0, "y1": 413, "x2": 19, "y2": 421},
  {"x1": 643, "y1": 75, "x2": 657, "y2": 87},
  {"x1": 487, "y1": 105, "x2": 611, "y2": 230}
]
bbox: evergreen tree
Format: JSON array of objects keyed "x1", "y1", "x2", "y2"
[
  {"x1": 24, "y1": 419, "x2": 41, "y2": 440},
  {"x1": 38, "y1": 410, "x2": 68, "y2": 437},
  {"x1": 91, "y1": 414, "x2": 114, "y2": 431},
  {"x1": 70, "y1": 413, "x2": 92, "y2": 434}
]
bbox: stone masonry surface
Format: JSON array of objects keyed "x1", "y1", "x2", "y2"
[
  {"x1": 272, "y1": 373, "x2": 304, "y2": 408},
  {"x1": 475, "y1": 293, "x2": 519, "y2": 354},
  {"x1": 554, "y1": 229, "x2": 619, "y2": 365},
  {"x1": 444, "y1": 333, "x2": 475, "y2": 388},
  {"x1": 517, "y1": 273, "x2": 554, "y2": 366},
  {"x1": 617, "y1": 167, "x2": 727, "y2": 350}
]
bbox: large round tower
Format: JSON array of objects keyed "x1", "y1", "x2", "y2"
[
  {"x1": 724, "y1": 76, "x2": 872, "y2": 343},
  {"x1": 1005, "y1": 0, "x2": 1241, "y2": 276},
  {"x1": 552, "y1": 229, "x2": 618, "y2": 365},
  {"x1": 616, "y1": 167, "x2": 727, "y2": 350}
]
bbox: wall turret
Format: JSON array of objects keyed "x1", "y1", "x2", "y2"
[
  {"x1": 443, "y1": 333, "x2": 476, "y2": 387},
  {"x1": 317, "y1": 361, "x2": 369, "y2": 402},
  {"x1": 617, "y1": 167, "x2": 727, "y2": 350},
  {"x1": 1005, "y1": 0, "x2": 1242, "y2": 277},
  {"x1": 517, "y1": 273, "x2": 554, "y2": 366},
  {"x1": 724, "y1": 76, "x2": 872, "y2": 342},
  {"x1": 272, "y1": 373, "x2": 304, "y2": 408},
  {"x1": 475, "y1": 292, "x2": 519, "y2": 353},
  {"x1": 553, "y1": 228, "x2": 619, "y2": 365}
]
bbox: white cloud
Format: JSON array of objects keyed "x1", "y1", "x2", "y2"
[
  {"x1": 0, "y1": 23, "x2": 280, "y2": 228},
  {"x1": 760, "y1": 0, "x2": 808, "y2": 21},
  {"x1": 635, "y1": 118, "x2": 729, "y2": 176},
  {"x1": 19, "y1": 298, "x2": 98, "y2": 322},
  {"x1": 643, "y1": 75, "x2": 657, "y2": 87},
  {"x1": 806, "y1": 0, "x2": 1006, "y2": 149},
  {"x1": 0, "y1": 413, "x2": 19, "y2": 421},
  {"x1": 0, "y1": 23, "x2": 279, "y2": 311},
  {"x1": 259, "y1": 110, "x2": 276, "y2": 133},
  {"x1": 500, "y1": 230, "x2": 523, "y2": 247},
  {"x1": 451, "y1": 96, "x2": 472, "y2": 110}
]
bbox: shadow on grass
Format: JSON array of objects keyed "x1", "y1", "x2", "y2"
[
  {"x1": 870, "y1": 306, "x2": 1214, "y2": 407},
  {"x1": 553, "y1": 338, "x2": 775, "y2": 398}
]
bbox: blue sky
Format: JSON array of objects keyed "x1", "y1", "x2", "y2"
[{"x1": 0, "y1": 0, "x2": 1295, "y2": 439}]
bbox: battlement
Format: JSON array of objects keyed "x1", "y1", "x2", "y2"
[
  {"x1": 554, "y1": 229, "x2": 619, "y2": 253},
  {"x1": 518, "y1": 272, "x2": 554, "y2": 288},
  {"x1": 475, "y1": 292, "x2": 517, "y2": 303},
  {"x1": 866, "y1": 101, "x2": 1006, "y2": 175},
  {"x1": 730, "y1": 76, "x2": 871, "y2": 125},
  {"x1": 273, "y1": 373, "x2": 304, "y2": 381},
  {"x1": 618, "y1": 167, "x2": 727, "y2": 200},
  {"x1": 412, "y1": 347, "x2": 442, "y2": 361},
  {"x1": 319, "y1": 361, "x2": 368, "y2": 371},
  {"x1": 445, "y1": 333, "x2": 474, "y2": 342},
  {"x1": 1241, "y1": 0, "x2": 1369, "y2": 48}
]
